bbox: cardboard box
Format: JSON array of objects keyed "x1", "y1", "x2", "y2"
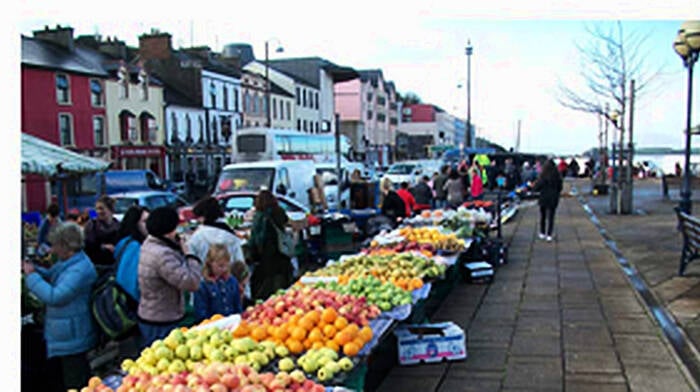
[
  {"x1": 463, "y1": 261, "x2": 494, "y2": 284},
  {"x1": 394, "y1": 322, "x2": 467, "y2": 365}
]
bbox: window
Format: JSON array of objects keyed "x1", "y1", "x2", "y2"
[
  {"x1": 221, "y1": 116, "x2": 232, "y2": 142},
  {"x1": 303, "y1": 120, "x2": 307, "y2": 132},
  {"x1": 223, "y1": 87, "x2": 229, "y2": 111},
  {"x1": 315, "y1": 92, "x2": 319, "y2": 109},
  {"x1": 234, "y1": 88, "x2": 239, "y2": 112},
  {"x1": 367, "y1": 110, "x2": 373, "y2": 120},
  {"x1": 244, "y1": 91, "x2": 250, "y2": 113},
  {"x1": 252, "y1": 94, "x2": 258, "y2": 114},
  {"x1": 279, "y1": 100, "x2": 285, "y2": 120},
  {"x1": 211, "y1": 116, "x2": 218, "y2": 144},
  {"x1": 390, "y1": 102, "x2": 397, "y2": 111},
  {"x1": 262, "y1": 97, "x2": 267, "y2": 118},
  {"x1": 117, "y1": 65, "x2": 129, "y2": 99},
  {"x1": 56, "y1": 74, "x2": 70, "y2": 104},
  {"x1": 138, "y1": 69, "x2": 148, "y2": 100},
  {"x1": 390, "y1": 117, "x2": 398, "y2": 125},
  {"x1": 272, "y1": 98, "x2": 277, "y2": 120},
  {"x1": 185, "y1": 115, "x2": 193, "y2": 143},
  {"x1": 377, "y1": 113, "x2": 386, "y2": 122},
  {"x1": 93, "y1": 116, "x2": 105, "y2": 146},
  {"x1": 210, "y1": 81, "x2": 217, "y2": 109},
  {"x1": 303, "y1": 89, "x2": 307, "y2": 107},
  {"x1": 58, "y1": 113, "x2": 73, "y2": 146},
  {"x1": 198, "y1": 117, "x2": 205, "y2": 143},
  {"x1": 296, "y1": 87, "x2": 301, "y2": 105},
  {"x1": 119, "y1": 111, "x2": 136, "y2": 142},
  {"x1": 140, "y1": 113, "x2": 156, "y2": 142},
  {"x1": 377, "y1": 96, "x2": 386, "y2": 106},
  {"x1": 297, "y1": 119, "x2": 301, "y2": 131},
  {"x1": 366, "y1": 92, "x2": 373, "y2": 102},
  {"x1": 315, "y1": 121, "x2": 319, "y2": 133},
  {"x1": 90, "y1": 79, "x2": 103, "y2": 106},
  {"x1": 170, "y1": 113, "x2": 179, "y2": 143}
]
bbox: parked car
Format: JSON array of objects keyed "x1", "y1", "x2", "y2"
[
  {"x1": 111, "y1": 190, "x2": 189, "y2": 221},
  {"x1": 382, "y1": 160, "x2": 426, "y2": 186},
  {"x1": 179, "y1": 191, "x2": 310, "y2": 221}
]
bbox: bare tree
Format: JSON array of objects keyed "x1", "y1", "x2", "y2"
[{"x1": 400, "y1": 92, "x2": 422, "y2": 105}]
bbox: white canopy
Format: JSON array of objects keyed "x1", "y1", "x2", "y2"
[{"x1": 21, "y1": 133, "x2": 110, "y2": 177}]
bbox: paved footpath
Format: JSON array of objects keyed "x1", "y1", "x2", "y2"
[{"x1": 376, "y1": 194, "x2": 698, "y2": 392}]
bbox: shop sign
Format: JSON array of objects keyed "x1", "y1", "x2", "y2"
[{"x1": 119, "y1": 147, "x2": 162, "y2": 157}]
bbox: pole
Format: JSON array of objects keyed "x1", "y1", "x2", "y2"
[
  {"x1": 681, "y1": 54, "x2": 696, "y2": 214},
  {"x1": 627, "y1": 79, "x2": 635, "y2": 211},
  {"x1": 265, "y1": 41, "x2": 271, "y2": 128},
  {"x1": 604, "y1": 103, "x2": 609, "y2": 185},
  {"x1": 335, "y1": 114, "x2": 342, "y2": 211},
  {"x1": 465, "y1": 41, "x2": 473, "y2": 148}
]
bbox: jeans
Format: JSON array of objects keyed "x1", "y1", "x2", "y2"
[
  {"x1": 138, "y1": 320, "x2": 182, "y2": 350},
  {"x1": 539, "y1": 205, "x2": 557, "y2": 236},
  {"x1": 46, "y1": 351, "x2": 92, "y2": 391}
]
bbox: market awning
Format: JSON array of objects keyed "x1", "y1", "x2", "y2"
[{"x1": 21, "y1": 133, "x2": 110, "y2": 177}]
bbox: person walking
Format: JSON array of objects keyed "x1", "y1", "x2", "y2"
[
  {"x1": 444, "y1": 170, "x2": 465, "y2": 208},
  {"x1": 530, "y1": 159, "x2": 563, "y2": 242},
  {"x1": 248, "y1": 190, "x2": 294, "y2": 301},
  {"x1": 84, "y1": 195, "x2": 120, "y2": 269},
  {"x1": 37, "y1": 202, "x2": 61, "y2": 251},
  {"x1": 22, "y1": 221, "x2": 98, "y2": 391},
  {"x1": 137, "y1": 206, "x2": 202, "y2": 348},
  {"x1": 194, "y1": 244, "x2": 243, "y2": 323},
  {"x1": 433, "y1": 165, "x2": 450, "y2": 209},
  {"x1": 187, "y1": 196, "x2": 245, "y2": 269},
  {"x1": 114, "y1": 205, "x2": 150, "y2": 302},
  {"x1": 396, "y1": 181, "x2": 417, "y2": 217}
]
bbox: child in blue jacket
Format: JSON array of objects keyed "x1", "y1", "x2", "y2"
[{"x1": 194, "y1": 243, "x2": 243, "y2": 323}]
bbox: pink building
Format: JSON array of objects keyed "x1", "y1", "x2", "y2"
[{"x1": 334, "y1": 69, "x2": 400, "y2": 165}]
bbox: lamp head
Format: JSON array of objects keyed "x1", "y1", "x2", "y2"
[
  {"x1": 674, "y1": 30, "x2": 691, "y2": 60},
  {"x1": 681, "y1": 20, "x2": 700, "y2": 51}
]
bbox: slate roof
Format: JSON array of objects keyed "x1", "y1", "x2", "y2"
[
  {"x1": 21, "y1": 35, "x2": 108, "y2": 77},
  {"x1": 267, "y1": 57, "x2": 358, "y2": 88}
]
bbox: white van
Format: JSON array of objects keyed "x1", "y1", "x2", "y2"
[
  {"x1": 214, "y1": 160, "x2": 315, "y2": 207},
  {"x1": 315, "y1": 161, "x2": 366, "y2": 210}
]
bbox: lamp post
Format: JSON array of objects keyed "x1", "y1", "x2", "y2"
[
  {"x1": 465, "y1": 40, "x2": 473, "y2": 148},
  {"x1": 674, "y1": 21, "x2": 700, "y2": 214},
  {"x1": 265, "y1": 39, "x2": 284, "y2": 128}
]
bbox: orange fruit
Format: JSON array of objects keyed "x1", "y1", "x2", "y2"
[
  {"x1": 325, "y1": 340, "x2": 340, "y2": 352},
  {"x1": 299, "y1": 317, "x2": 315, "y2": 331},
  {"x1": 321, "y1": 308, "x2": 338, "y2": 323},
  {"x1": 312, "y1": 341, "x2": 325, "y2": 350},
  {"x1": 334, "y1": 330, "x2": 352, "y2": 346},
  {"x1": 359, "y1": 326, "x2": 373, "y2": 343},
  {"x1": 275, "y1": 324, "x2": 290, "y2": 341},
  {"x1": 307, "y1": 310, "x2": 321, "y2": 324},
  {"x1": 286, "y1": 339, "x2": 304, "y2": 355},
  {"x1": 323, "y1": 324, "x2": 337, "y2": 338},
  {"x1": 334, "y1": 316, "x2": 348, "y2": 330},
  {"x1": 308, "y1": 328, "x2": 324, "y2": 343},
  {"x1": 343, "y1": 341, "x2": 361, "y2": 357},
  {"x1": 251, "y1": 327, "x2": 267, "y2": 342},
  {"x1": 291, "y1": 326, "x2": 307, "y2": 341},
  {"x1": 303, "y1": 338, "x2": 313, "y2": 350},
  {"x1": 289, "y1": 314, "x2": 302, "y2": 325},
  {"x1": 343, "y1": 324, "x2": 360, "y2": 338},
  {"x1": 233, "y1": 322, "x2": 250, "y2": 338}
]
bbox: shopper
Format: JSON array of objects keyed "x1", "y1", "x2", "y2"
[
  {"x1": 37, "y1": 202, "x2": 61, "y2": 250},
  {"x1": 137, "y1": 206, "x2": 202, "y2": 348},
  {"x1": 187, "y1": 196, "x2": 245, "y2": 268},
  {"x1": 84, "y1": 195, "x2": 120, "y2": 268},
  {"x1": 22, "y1": 221, "x2": 98, "y2": 391},
  {"x1": 444, "y1": 170, "x2": 464, "y2": 208},
  {"x1": 469, "y1": 161, "x2": 484, "y2": 200},
  {"x1": 433, "y1": 165, "x2": 450, "y2": 209},
  {"x1": 396, "y1": 181, "x2": 417, "y2": 217},
  {"x1": 530, "y1": 159, "x2": 563, "y2": 242},
  {"x1": 248, "y1": 190, "x2": 294, "y2": 301},
  {"x1": 411, "y1": 175, "x2": 434, "y2": 212},
  {"x1": 114, "y1": 205, "x2": 150, "y2": 301},
  {"x1": 194, "y1": 243, "x2": 243, "y2": 323},
  {"x1": 379, "y1": 178, "x2": 406, "y2": 227}
]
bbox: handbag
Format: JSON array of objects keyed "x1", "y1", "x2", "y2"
[{"x1": 270, "y1": 219, "x2": 295, "y2": 258}]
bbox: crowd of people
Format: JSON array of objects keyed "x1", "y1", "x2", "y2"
[{"x1": 22, "y1": 188, "x2": 297, "y2": 390}]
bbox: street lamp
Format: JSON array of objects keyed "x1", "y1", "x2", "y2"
[
  {"x1": 265, "y1": 39, "x2": 284, "y2": 128},
  {"x1": 673, "y1": 20, "x2": 700, "y2": 214},
  {"x1": 465, "y1": 40, "x2": 473, "y2": 148}
]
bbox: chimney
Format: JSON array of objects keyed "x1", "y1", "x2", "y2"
[
  {"x1": 138, "y1": 30, "x2": 172, "y2": 60},
  {"x1": 33, "y1": 25, "x2": 75, "y2": 52},
  {"x1": 98, "y1": 36, "x2": 128, "y2": 59}
]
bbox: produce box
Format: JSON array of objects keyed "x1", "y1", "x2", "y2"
[
  {"x1": 394, "y1": 322, "x2": 467, "y2": 365},
  {"x1": 462, "y1": 261, "x2": 494, "y2": 284}
]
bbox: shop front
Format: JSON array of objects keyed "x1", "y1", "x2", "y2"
[{"x1": 111, "y1": 145, "x2": 166, "y2": 176}]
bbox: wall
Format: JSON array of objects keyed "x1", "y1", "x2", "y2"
[
  {"x1": 105, "y1": 78, "x2": 165, "y2": 145},
  {"x1": 334, "y1": 78, "x2": 362, "y2": 121}
]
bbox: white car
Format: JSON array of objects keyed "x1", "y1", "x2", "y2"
[
  {"x1": 382, "y1": 161, "x2": 426, "y2": 187},
  {"x1": 111, "y1": 191, "x2": 189, "y2": 221}
]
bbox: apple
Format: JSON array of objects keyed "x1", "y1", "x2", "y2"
[
  {"x1": 155, "y1": 346, "x2": 174, "y2": 361},
  {"x1": 156, "y1": 357, "x2": 171, "y2": 372},
  {"x1": 274, "y1": 345, "x2": 289, "y2": 357},
  {"x1": 210, "y1": 383, "x2": 227, "y2": 392},
  {"x1": 168, "y1": 359, "x2": 186, "y2": 374},
  {"x1": 338, "y1": 357, "x2": 354, "y2": 371},
  {"x1": 174, "y1": 344, "x2": 189, "y2": 360},
  {"x1": 289, "y1": 370, "x2": 306, "y2": 384},
  {"x1": 317, "y1": 367, "x2": 333, "y2": 382},
  {"x1": 278, "y1": 357, "x2": 295, "y2": 372},
  {"x1": 221, "y1": 373, "x2": 240, "y2": 389},
  {"x1": 189, "y1": 344, "x2": 203, "y2": 361}
]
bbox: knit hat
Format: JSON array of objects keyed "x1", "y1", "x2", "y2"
[{"x1": 146, "y1": 206, "x2": 180, "y2": 236}]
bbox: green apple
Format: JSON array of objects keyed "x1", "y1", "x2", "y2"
[
  {"x1": 156, "y1": 357, "x2": 171, "y2": 372},
  {"x1": 155, "y1": 346, "x2": 174, "y2": 361},
  {"x1": 168, "y1": 359, "x2": 186, "y2": 374},
  {"x1": 317, "y1": 367, "x2": 333, "y2": 382},
  {"x1": 234, "y1": 354, "x2": 249, "y2": 365},
  {"x1": 290, "y1": 370, "x2": 306, "y2": 384},
  {"x1": 224, "y1": 346, "x2": 238, "y2": 360},
  {"x1": 121, "y1": 358, "x2": 135, "y2": 372},
  {"x1": 210, "y1": 348, "x2": 226, "y2": 362},
  {"x1": 189, "y1": 345, "x2": 203, "y2": 361},
  {"x1": 278, "y1": 357, "x2": 295, "y2": 372},
  {"x1": 175, "y1": 344, "x2": 189, "y2": 360},
  {"x1": 274, "y1": 345, "x2": 290, "y2": 357},
  {"x1": 324, "y1": 360, "x2": 340, "y2": 374},
  {"x1": 202, "y1": 343, "x2": 213, "y2": 358},
  {"x1": 338, "y1": 357, "x2": 354, "y2": 372},
  {"x1": 317, "y1": 356, "x2": 331, "y2": 366}
]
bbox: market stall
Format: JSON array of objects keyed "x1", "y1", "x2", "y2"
[{"x1": 82, "y1": 202, "x2": 510, "y2": 392}]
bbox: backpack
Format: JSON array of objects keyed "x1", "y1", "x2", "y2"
[{"x1": 90, "y1": 244, "x2": 138, "y2": 340}]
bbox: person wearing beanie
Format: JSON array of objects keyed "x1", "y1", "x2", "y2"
[{"x1": 137, "y1": 206, "x2": 203, "y2": 348}]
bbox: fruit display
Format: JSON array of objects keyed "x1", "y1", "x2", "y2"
[
  {"x1": 312, "y1": 276, "x2": 413, "y2": 311},
  {"x1": 307, "y1": 253, "x2": 446, "y2": 287},
  {"x1": 122, "y1": 327, "x2": 289, "y2": 375},
  {"x1": 396, "y1": 227, "x2": 467, "y2": 253},
  {"x1": 229, "y1": 286, "x2": 379, "y2": 357},
  {"x1": 83, "y1": 363, "x2": 327, "y2": 392},
  {"x1": 290, "y1": 348, "x2": 357, "y2": 382}
]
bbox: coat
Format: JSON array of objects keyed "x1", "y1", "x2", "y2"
[
  {"x1": 396, "y1": 188, "x2": 416, "y2": 216},
  {"x1": 411, "y1": 182, "x2": 434, "y2": 206},
  {"x1": 114, "y1": 236, "x2": 141, "y2": 301},
  {"x1": 84, "y1": 217, "x2": 120, "y2": 265},
  {"x1": 249, "y1": 206, "x2": 293, "y2": 300},
  {"x1": 187, "y1": 223, "x2": 245, "y2": 267},
  {"x1": 444, "y1": 178, "x2": 464, "y2": 206},
  {"x1": 533, "y1": 175, "x2": 563, "y2": 208},
  {"x1": 194, "y1": 276, "x2": 242, "y2": 323},
  {"x1": 137, "y1": 235, "x2": 202, "y2": 323},
  {"x1": 24, "y1": 250, "x2": 98, "y2": 358},
  {"x1": 380, "y1": 191, "x2": 406, "y2": 222},
  {"x1": 433, "y1": 174, "x2": 448, "y2": 200}
]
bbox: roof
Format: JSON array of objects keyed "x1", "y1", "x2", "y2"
[
  {"x1": 268, "y1": 57, "x2": 358, "y2": 88},
  {"x1": 358, "y1": 69, "x2": 383, "y2": 88},
  {"x1": 22, "y1": 133, "x2": 110, "y2": 176},
  {"x1": 176, "y1": 49, "x2": 242, "y2": 79},
  {"x1": 22, "y1": 35, "x2": 109, "y2": 77}
]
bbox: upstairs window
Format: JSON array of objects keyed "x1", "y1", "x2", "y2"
[
  {"x1": 117, "y1": 64, "x2": 129, "y2": 99},
  {"x1": 90, "y1": 79, "x2": 103, "y2": 107},
  {"x1": 296, "y1": 87, "x2": 301, "y2": 105},
  {"x1": 93, "y1": 116, "x2": 105, "y2": 146},
  {"x1": 366, "y1": 92, "x2": 373, "y2": 102},
  {"x1": 210, "y1": 81, "x2": 217, "y2": 109},
  {"x1": 138, "y1": 69, "x2": 149, "y2": 100},
  {"x1": 170, "y1": 113, "x2": 179, "y2": 144},
  {"x1": 56, "y1": 74, "x2": 70, "y2": 104},
  {"x1": 315, "y1": 92, "x2": 319, "y2": 109},
  {"x1": 185, "y1": 115, "x2": 193, "y2": 143},
  {"x1": 119, "y1": 111, "x2": 137, "y2": 142},
  {"x1": 211, "y1": 116, "x2": 219, "y2": 144},
  {"x1": 302, "y1": 89, "x2": 307, "y2": 107},
  {"x1": 272, "y1": 98, "x2": 277, "y2": 120},
  {"x1": 140, "y1": 113, "x2": 156, "y2": 143},
  {"x1": 58, "y1": 113, "x2": 73, "y2": 146},
  {"x1": 223, "y1": 86, "x2": 229, "y2": 111},
  {"x1": 367, "y1": 110, "x2": 373, "y2": 120},
  {"x1": 234, "y1": 88, "x2": 239, "y2": 112},
  {"x1": 286, "y1": 102, "x2": 291, "y2": 120}
]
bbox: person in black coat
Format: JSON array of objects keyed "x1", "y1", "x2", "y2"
[
  {"x1": 380, "y1": 179, "x2": 406, "y2": 227},
  {"x1": 410, "y1": 175, "x2": 434, "y2": 212},
  {"x1": 529, "y1": 159, "x2": 563, "y2": 242}
]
